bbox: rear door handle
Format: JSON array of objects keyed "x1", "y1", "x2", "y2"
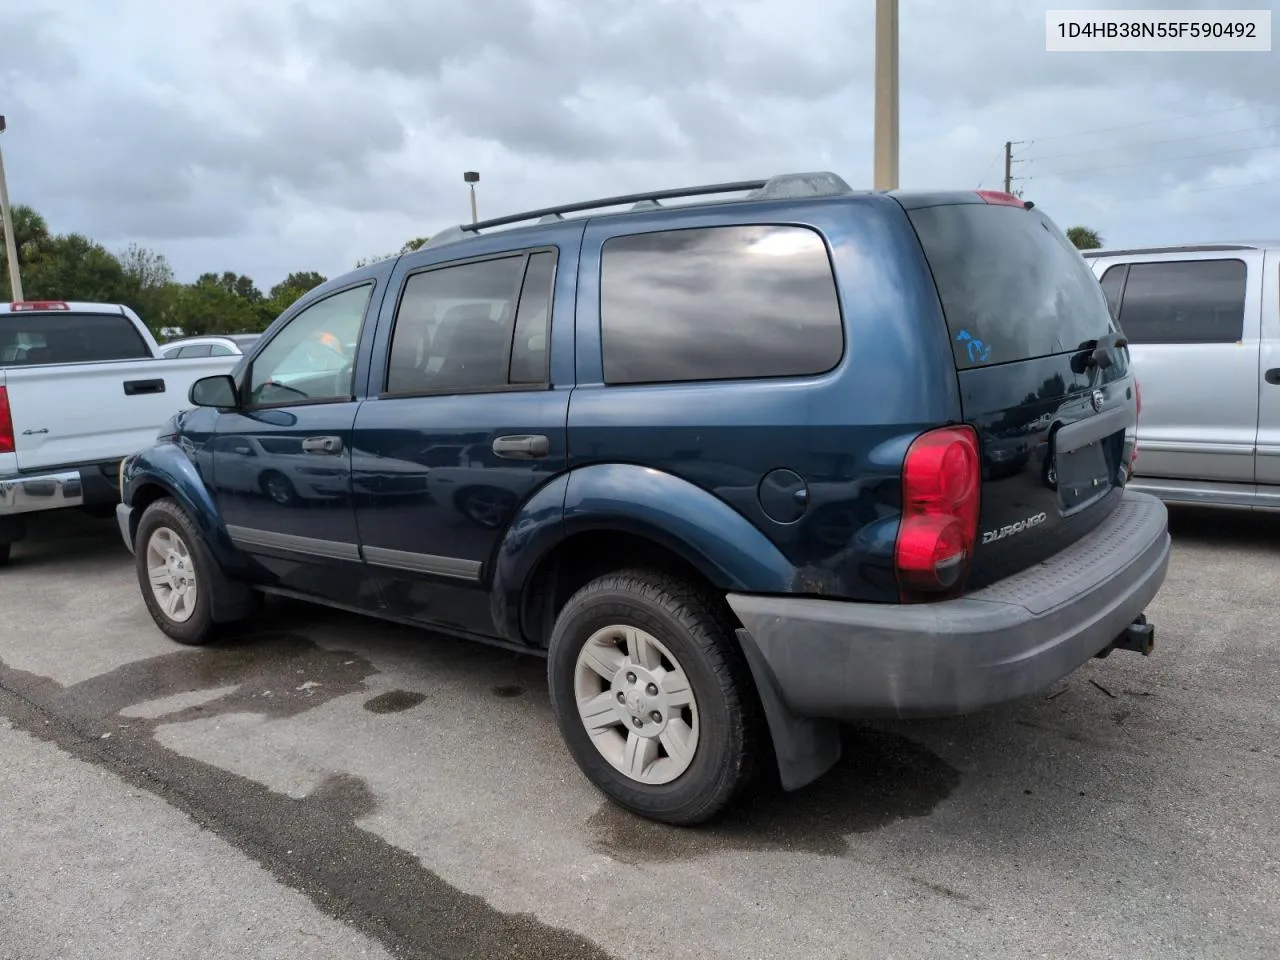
[
  {"x1": 123, "y1": 378, "x2": 165, "y2": 396},
  {"x1": 1266, "y1": 368, "x2": 1280, "y2": 385},
  {"x1": 301, "y1": 436, "x2": 343, "y2": 455},
  {"x1": 492, "y1": 434, "x2": 550, "y2": 459}
]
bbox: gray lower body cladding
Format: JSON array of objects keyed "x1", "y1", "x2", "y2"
[{"x1": 728, "y1": 490, "x2": 1170, "y2": 721}]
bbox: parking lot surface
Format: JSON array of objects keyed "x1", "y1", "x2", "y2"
[{"x1": 1, "y1": 508, "x2": 1277, "y2": 960}]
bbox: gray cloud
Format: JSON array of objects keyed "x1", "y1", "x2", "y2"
[{"x1": 0, "y1": 0, "x2": 1275, "y2": 289}]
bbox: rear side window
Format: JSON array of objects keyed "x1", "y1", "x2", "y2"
[
  {"x1": 177, "y1": 344, "x2": 213, "y2": 358},
  {"x1": 909, "y1": 204, "x2": 1115, "y2": 370},
  {"x1": 599, "y1": 225, "x2": 843, "y2": 385},
  {"x1": 1114, "y1": 259, "x2": 1246, "y2": 344},
  {"x1": 0, "y1": 312, "x2": 150, "y2": 366}
]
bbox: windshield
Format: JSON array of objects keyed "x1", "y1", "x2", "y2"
[{"x1": 908, "y1": 203, "x2": 1116, "y2": 371}]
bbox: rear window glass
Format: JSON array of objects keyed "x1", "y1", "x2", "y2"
[
  {"x1": 909, "y1": 204, "x2": 1115, "y2": 370},
  {"x1": 0, "y1": 312, "x2": 150, "y2": 366}
]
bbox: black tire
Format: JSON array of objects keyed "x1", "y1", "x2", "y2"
[
  {"x1": 134, "y1": 498, "x2": 220, "y2": 645},
  {"x1": 547, "y1": 569, "x2": 762, "y2": 826},
  {"x1": 0, "y1": 542, "x2": 10, "y2": 567}
]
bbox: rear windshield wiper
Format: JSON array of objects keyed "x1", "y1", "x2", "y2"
[{"x1": 1072, "y1": 331, "x2": 1128, "y2": 372}]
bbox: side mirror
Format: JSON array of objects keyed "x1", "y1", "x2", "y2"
[{"x1": 189, "y1": 374, "x2": 238, "y2": 409}]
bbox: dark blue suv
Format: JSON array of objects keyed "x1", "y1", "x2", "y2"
[{"x1": 117, "y1": 172, "x2": 1170, "y2": 825}]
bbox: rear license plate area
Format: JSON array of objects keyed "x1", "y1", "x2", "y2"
[{"x1": 1052, "y1": 439, "x2": 1112, "y2": 513}]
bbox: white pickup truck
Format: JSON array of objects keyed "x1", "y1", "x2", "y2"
[{"x1": 0, "y1": 300, "x2": 241, "y2": 564}]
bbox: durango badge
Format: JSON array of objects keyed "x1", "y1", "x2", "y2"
[{"x1": 982, "y1": 511, "x2": 1048, "y2": 545}]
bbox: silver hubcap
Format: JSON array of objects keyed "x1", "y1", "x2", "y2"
[
  {"x1": 145, "y1": 526, "x2": 198, "y2": 623},
  {"x1": 573, "y1": 625, "x2": 699, "y2": 785}
]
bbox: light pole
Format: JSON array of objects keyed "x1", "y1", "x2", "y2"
[
  {"x1": 0, "y1": 115, "x2": 23, "y2": 302},
  {"x1": 873, "y1": 0, "x2": 899, "y2": 191},
  {"x1": 464, "y1": 170, "x2": 480, "y2": 225}
]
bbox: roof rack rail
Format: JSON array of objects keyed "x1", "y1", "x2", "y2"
[{"x1": 421, "y1": 171, "x2": 856, "y2": 249}]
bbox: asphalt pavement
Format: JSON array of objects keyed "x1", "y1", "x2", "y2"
[{"x1": 1, "y1": 506, "x2": 1277, "y2": 959}]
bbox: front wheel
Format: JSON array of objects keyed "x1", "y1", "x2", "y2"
[
  {"x1": 135, "y1": 498, "x2": 219, "y2": 645},
  {"x1": 547, "y1": 569, "x2": 762, "y2": 826}
]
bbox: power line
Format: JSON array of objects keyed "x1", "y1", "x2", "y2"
[
  {"x1": 1026, "y1": 121, "x2": 1280, "y2": 162},
  {"x1": 1020, "y1": 105, "x2": 1256, "y2": 144},
  {"x1": 975, "y1": 150, "x2": 1002, "y2": 188},
  {"x1": 1041, "y1": 141, "x2": 1280, "y2": 178}
]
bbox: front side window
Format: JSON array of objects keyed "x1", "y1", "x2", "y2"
[
  {"x1": 385, "y1": 250, "x2": 556, "y2": 395},
  {"x1": 1116, "y1": 259, "x2": 1246, "y2": 344},
  {"x1": 599, "y1": 224, "x2": 843, "y2": 385},
  {"x1": 248, "y1": 284, "x2": 372, "y2": 406}
]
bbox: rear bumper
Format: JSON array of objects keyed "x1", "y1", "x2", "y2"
[
  {"x1": 728, "y1": 490, "x2": 1171, "y2": 720},
  {"x1": 0, "y1": 463, "x2": 123, "y2": 518}
]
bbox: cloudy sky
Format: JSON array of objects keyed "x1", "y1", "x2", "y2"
[{"x1": 1, "y1": 0, "x2": 1276, "y2": 289}]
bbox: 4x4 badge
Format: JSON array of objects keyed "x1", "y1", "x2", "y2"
[{"x1": 1091, "y1": 389, "x2": 1104, "y2": 412}]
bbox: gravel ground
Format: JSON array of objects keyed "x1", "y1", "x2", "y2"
[{"x1": 0, "y1": 506, "x2": 1276, "y2": 960}]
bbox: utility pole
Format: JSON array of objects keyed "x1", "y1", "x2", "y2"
[
  {"x1": 463, "y1": 170, "x2": 480, "y2": 225},
  {"x1": 0, "y1": 115, "x2": 23, "y2": 302},
  {"x1": 873, "y1": 0, "x2": 899, "y2": 191},
  {"x1": 1003, "y1": 140, "x2": 1027, "y2": 195}
]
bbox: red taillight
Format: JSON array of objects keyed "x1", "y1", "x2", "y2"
[
  {"x1": 975, "y1": 189, "x2": 1025, "y2": 208},
  {"x1": 1134, "y1": 380, "x2": 1142, "y2": 419},
  {"x1": 10, "y1": 301, "x2": 69, "y2": 312},
  {"x1": 0, "y1": 386, "x2": 14, "y2": 454},
  {"x1": 895, "y1": 425, "x2": 981, "y2": 602}
]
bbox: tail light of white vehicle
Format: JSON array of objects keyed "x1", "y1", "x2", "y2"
[
  {"x1": 894, "y1": 425, "x2": 981, "y2": 602},
  {"x1": 0, "y1": 386, "x2": 14, "y2": 454}
]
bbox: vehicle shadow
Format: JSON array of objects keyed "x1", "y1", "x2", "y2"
[
  {"x1": 1166, "y1": 504, "x2": 1280, "y2": 548},
  {"x1": 5, "y1": 510, "x2": 126, "y2": 571}
]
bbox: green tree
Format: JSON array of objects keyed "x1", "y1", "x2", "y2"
[
  {"x1": 267, "y1": 270, "x2": 327, "y2": 314},
  {"x1": 1, "y1": 204, "x2": 55, "y2": 297},
  {"x1": 169, "y1": 277, "x2": 258, "y2": 336},
  {"x1": 21, "y1": 233, "x2": 128, "y2": 303},
  {"x1": 1066, "y1": 225, "x2": 1103, "y2": 250},
  {"x1": 117, "y1": 243, "x2": 178, "y2": 330}
]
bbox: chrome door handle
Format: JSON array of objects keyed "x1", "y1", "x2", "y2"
[
  {"x1": 492, "y1": 435, "x2": 549, "y2": 459},
  {"x1": 301, "y1": 436, "x2": 343, "y2": 455}
]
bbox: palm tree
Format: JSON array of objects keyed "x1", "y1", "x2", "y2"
[{"x1": 1066, "y1": 225, "x2": 1103, "y2": 250}]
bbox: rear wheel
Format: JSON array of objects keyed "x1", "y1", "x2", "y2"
[
  {"x1": 547, "y1": 569, "x2": 761, "y2": 825},
  {"x1": 135, "y1": 499, "x2": 219, "y2": 645}
]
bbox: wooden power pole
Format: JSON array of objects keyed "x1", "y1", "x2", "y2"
[{"x1": 873, "y1": 0, "x2": 899, "y2": 191}]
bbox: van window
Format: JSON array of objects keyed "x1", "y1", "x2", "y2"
[
  {"x1": 0, "y1": 312, "x2": 150, "y2": 367},
  {"x1": 599, "y1": 224, "x2": 843, "y2": 385},
  {"x1": 1116, "y1": 259, "x2": 1246, "y2": 344},
  {"x1": 909, "y1": 203, "x2": 1115, "y2": 370}
]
